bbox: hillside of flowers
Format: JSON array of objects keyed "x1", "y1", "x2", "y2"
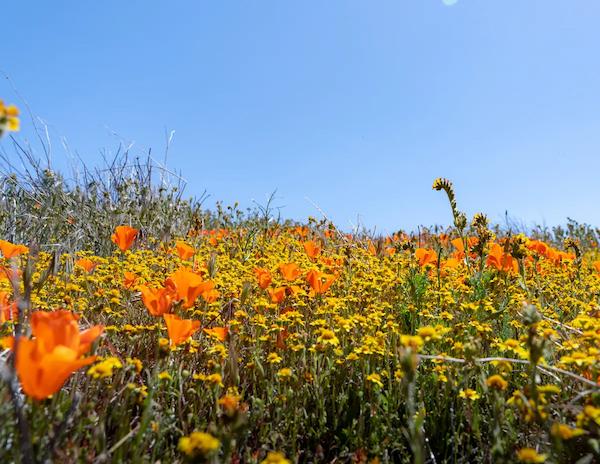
[{"x1": 0, "y1": 101, "x2": 599, "y2": 463}]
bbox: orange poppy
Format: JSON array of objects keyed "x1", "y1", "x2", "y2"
[
  {"x1": 163, "y1": 313, "x2": 200, "y2": 346},
  {"x1": 139, "y1": 285, "x2": 174, "y2": 316},
  {"x1": 367, "y1": 242, "x2": 378, "y2": 256},
  {"x1": 441, "y1": 258, "x2": 460, "y2": 269},
  {"x1": 6, "y1": 310, "x2": 103, "y2": 400},
  {"x1": 0, "y1": 240, "x2": 29, "y2": 259},
  {"x1": 175, "y1": 241, "x2": 195, "y2": 260},
  {"x1": 111, "y1": 225, "x2": 138, "y2": 251},
  {"x1": 14, "y1": 337, "x2": 97, "y2": 400},
  {"x1": 30, "y1": 310, "x2": 104, "y2": 356},
  {"x1": 546, "y1": 248, "x2": 561, "y2": 265},
  {"x1": 279, "y1": 263, "x2": 301, "y2": 281},
  {"x1": 594, "y1": 261, "x2": 600, "y2": 273},
  {"x1": 254, "y1": 268, "x2": 272, "y2": 289},
  {"x1": 123, "y1": 271, "x2": 139, "y2": 289},
  {"x1": 486, "y1": 243, "x2": 518, "y2": 273},
  {"x1": 75, "y1": 258, "x2": 97, "y2": 273},
  {"x1": 415, "y1": 248, "x2": 437, "y2": 267},
  {"x1": 438, "y1": 257, "x2": 460, "y2": 277},
  {"x1": 201, "y1": 288, "x2": 220, "y2": 303},
  {"x1": 294, "y1": 226, "x2": 309, "y2": 238},
  {"x1": 439, "y1": 233, "x2": 450, "y2": 247},
  {"x1": 527, "y1": 240, "x2": 549, "y2": 257},
  {"x1": 306, "y1": 269, "x2": 336, "y2": 294},
  {"x1": 319, "y1": 257, "x2": 339, "y2": 268},
  {"x1": 268, "y1": 287, "x2": 287, "y2": 304},
  {"x1": 165, "y1": 268, "x2": 209, "y2": 309},
  {"x1": 545, "y1": 248, "x2": 574, "y2": 266},
  {"x1": 303, "y1": 241, "x2": 321, "y2": 259},
  {"x1": 451, "y1": 237, "x2": 478, "y2": 260},
  {"x1": 204, "y1": 326, "x2": 229, "y2": 342}
]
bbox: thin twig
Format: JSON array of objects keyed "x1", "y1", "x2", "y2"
[{"x1": 93, "y1": 425, "x2": 140, "y2": 463}]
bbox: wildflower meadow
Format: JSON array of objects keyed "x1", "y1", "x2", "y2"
[{"x1": 0, "y1": 101, "x2": 599, "y2": 463}]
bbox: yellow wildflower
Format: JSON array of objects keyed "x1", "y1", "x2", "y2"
[
  {"x1": 516, "y1": 448, "x2": 546, "y2": 463},
  {"x1": 158, "y1": 371, "x2": 172, "y2": 381},
  {"x1": 550, "y1": 423, "x2": 586, "y2": 440},
  {"x1": 458, "y1": 388, "x2": 480, "y2": 401},
  {"x1": 400, "y1": 335, "x2": 424, "y2": 350},
  {"x1": 179, "y1": 431, "x2": 220, "y2": 457},
  {"x1": 366, "y1": 373, "x2": 384, "y2": 388},
  {"x1": 261, "y1": 451, "x2": 291, "y2": 464},
  {"x1": 486, "y1": 374, "x2": 508, "y2": 391},
  {"x1": 126, "y1": 357, "x2": 143, "y2": 373},
  {"x1": 277, "y1": 368, "x2": 293, "y2": 380},
  {"x1": 316, "y1": 328, "x2": 340, "y2": 347},
  {"x1": 87, "y1": 357, "x2": 123, "y2": 379},
  {"x1": 267, "y1": 352, "x2": 282, "y2": 364},
  {"x1": 194, "y1": 372, "x2": 224, "y2": 387}
]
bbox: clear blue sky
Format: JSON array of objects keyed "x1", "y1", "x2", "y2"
[{"x1": 2, "y1": 0, "x2": 599, "y2": 233}]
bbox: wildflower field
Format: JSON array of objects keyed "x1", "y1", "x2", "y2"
[{"x1": 0, "y1": 103, "x2": 599, "y2": 463}]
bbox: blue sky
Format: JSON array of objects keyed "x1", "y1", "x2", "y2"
[{"x1": 2, "y1": 1, "x2": 599, "y2": 232}]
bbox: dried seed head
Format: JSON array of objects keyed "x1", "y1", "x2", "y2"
[
  {"x1": 471, "y1": 213, "x2": 489, "y2": 229},
  {"x1": 563, "y1": 237, "x2": 581, "y2": 259},
  {"x1": 455, "y1": 212, "x2": 467, "y2": 231},
  {"x1": 432, "y1": 177, "x2": 453, "y2": 192}
]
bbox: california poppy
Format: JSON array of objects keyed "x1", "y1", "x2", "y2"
[
  {"x1": 30, "y1": 310, "x2": 104, "y2": 356},
  {"x1": 527, "y1": 240, "x2": 549, "y2": 257},
  {"x1": 441, "y1": 257, "x2": 460, "y2": 271},
  {"x1": 303, "y1": 241, "x2": 321, "y2": 259},
  {"x1": 7, "y1": 310, "x2": 103, "y2": 400},
  {"x1": 166, "y1": 268, "x2": 214, "y2": 309},
  {"x1": 545, "y1": 248, "x2": 574, "y2": 266},
  {"x1": 268, "y1": 287, "x2": 287, "y2": 304},
  {"x1": 0, "y1": 240, "x2": 29, "y2": 259},
  {"x1": 140, "y1": 285, "x2": 174, "y2": 316},
  {"x1": 486, "y1": 243, "x2": 518, "y2": 273},
  {"x1": 306, "y1": 269, "x2": 336, "y2": 294},
  {"x1": 320, "y1": 256, "x2": 343, "y2": 268},
  {"x1": 14, "y1": 337, "x2": 97, "y2": 400},
  {"x1": 175, "y1": 241, "x2": 195, "y2": 261},
  {"x1": 75, "y1": 258, "x2": 97, "y2": 273},
  {"x1": 201, "y1": 288, "x2": 220, "y2": 303},
  {"x1": 111, "y1": 225, "x2": 138, "y2": 252},
  {"x1": 123, "y1": 271, "x2": 139, "y2": 289},
  {"x1": 254, "y1": 268, "x2": 272, "y2": 289},
  {"x1": 367, "y1": 242, "x2": 378, "y2": 256},
  {"x1": 438, "y1": 233, "x2": 450, "y2": 247},
  {"x1": 204, "y1": 326, "x2": 229, "y2": 342},
  {"x1": 279, "y1": 263, "x2": 301, "y2": 281},
  {"x1": 415, "y1": 248, "x2": 437, "y2": 267},
  {"x1": 294, "y1": 226, "x2": 309, "y2": 238},
  {"x1": 451, "y1": 237, "x2": 478, "y2": 260},
  {"x1": 163, "y1": 313, "x2": 200, "y2": 346}
]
